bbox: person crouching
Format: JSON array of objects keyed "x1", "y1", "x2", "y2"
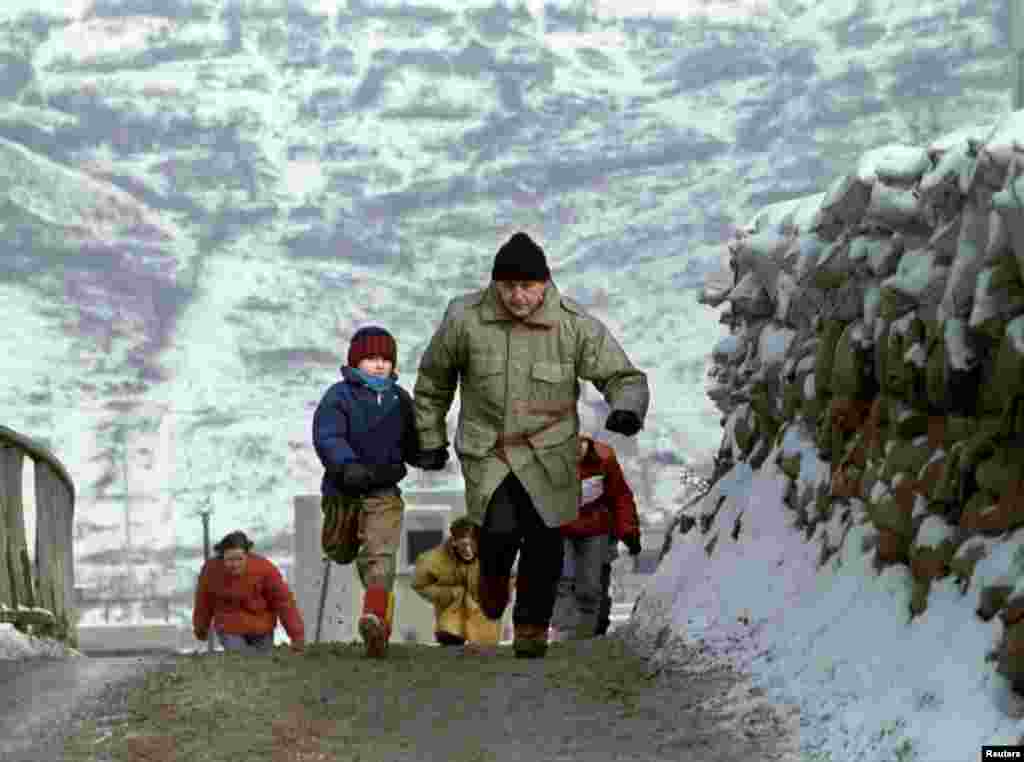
[
  {"x1": 411, "y1": 517, "x2": 502, "y2": 650},
  {"x1": 192, "y1": 530, "x2": 305, "y2": 654}
]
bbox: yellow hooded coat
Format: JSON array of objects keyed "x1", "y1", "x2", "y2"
[{"x1": 411, "y1": 542, "x2": 501, "y2": 644}]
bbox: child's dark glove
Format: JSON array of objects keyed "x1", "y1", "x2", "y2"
[
  {"x1": 341, "y1": 463, "x2": 374, "y2": 492},
  {"x1": 605, "y1": 410, "x2": 642, "y2": 437},
  {"x1": 367, "y1": 463, "x2": 407, "y2": 487},
  {"x1": 416, "y1": 447, "x2": 449, "y2": 471},
  {"x1": 623, "y1": 535, "x2": 643, "y2": 556}
]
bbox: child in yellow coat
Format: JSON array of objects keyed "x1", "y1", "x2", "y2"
[{"x1": 411, "y1": 517, "x2": 502, "y2": 648}]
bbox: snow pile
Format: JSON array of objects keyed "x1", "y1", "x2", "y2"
[
  {"x1": 0, "y1": 623, "x2": 84, "y2": 660},
  {"x1": 632, "y1": 110, "x2": 1024, "y2": 761}
]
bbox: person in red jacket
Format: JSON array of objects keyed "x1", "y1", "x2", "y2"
[
  {"x1": 552, "y1": 435, "x2": 641, "y2": 640},
  {"x1": 193, "y1": 531, "x2": 305, "y2": 655}
]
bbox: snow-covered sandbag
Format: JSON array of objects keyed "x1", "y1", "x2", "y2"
[
  {"x1": 968, "y1": 254, "x2": 1024, "y2": 341},
  {"x1": 811, "y1": 174, "x2": 873, "y2": 238},
  {"x1": 789, "y1": 232, "x2": 829, "y2": 282},
  {"x1": 879, "y1": 250, "x2": 949, "y2": 321},
  {"x1": 814, "y1": 318, "x2": 847, "y2": 399},
  {"x1": 863, "y1": 284, "x2": 881, "y2": 335},
  {"x1": 864, "y1": 181, "x2": 927, "y2": 233},
  {"x1": 979, "y1": 109, "x2": 1024, "y2": 175},
  {"x1": 846, "y1": 234, "x2": 887, "y2": 264},
  {"x1": 992, "y1": 158, "x2": 1024, "y2": 277},
  {"x1": 832, "y1": 278, "x2": 867, "y2": 322},
  {"x1": 910, "y1": 514, "x2": 957, "y2": 583},
  {"x1": 925, "y1": 325, "x2": 948, "y2": 411},
  {"x1": 732, "y1": 403, "x2": 758, "y2": 456},
  {"x1": 790, "y1": 191, "x2": 827, "y2": 234},
  {"x1": 727, "y1": 270, "x2": 774, "y2": 318},
  {"x1": 987, "y1": 316, "x2": 1024, "y2": 413},
  {"x1": 813, "y1": 238, "x2": 855, "y2": 289},
  {"x1": 883, "y1": 436, "x2": 932, "y2": 482},
  {"x1": 700, "y1": 271, "x2": 733, "y2": 307},
  {"x1": 922, "y1": 138, "x2": 972, "y2": 188},
  {"x1": 928, "y1": 120, "x2": 998, "y2": 159},
  {"x1": 940, "y1": 199, "x2": 993, "y2": 318},
  {"x1": 756, "y1": 321, "x2": 796, "y2": 369},
  {"x1": 975, "y1": 437, "x2": 1024, "y2": 499},
  {"x1": 773, "y1": 270, "x2": 799, "y2": 323},
  {"x1": 988, "y1": 204, "x2": 1013, "y2": 262},
  {"x1": 730, "y1": 230, "x2": 789, "y2": 293},
  {"x1": 831, "y1": 319, "x2": 874, "y2": 399},
  {"x1": 928, "y1": 214, "x2": 962, "y2": 264},
  {"x1": 857, "y1": 143, "x2": 930, "y2": 185},
  {"x1": 747, "y1": 196, "x2": 805, "y2": 234},
  {"x1": 711, "y1": 334, "x2": 742, "y2": 364},
  {"x1": 867, "y1": 232, "x2": 905, "y2": 279},
  {"x1": 962, "y1": 483, "x2": 1024, "y2": 536},
  {"x1": 883, "y1": 313, "x2": 922, "y2": 399}
]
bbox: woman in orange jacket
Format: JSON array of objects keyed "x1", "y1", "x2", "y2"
[
  {"x1": 552, "y1": 435, "x2": 641, "y2": 640},
  {"x1": 193, "y1": 531, "x2": 305, "y2": 654}
]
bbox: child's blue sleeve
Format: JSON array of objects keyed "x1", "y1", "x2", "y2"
[{"x1": 312, "y1": 386, "x2": 359, "y2": 471}]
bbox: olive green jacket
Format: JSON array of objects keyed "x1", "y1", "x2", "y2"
[{"x1": 414, "y1": 282, "x2": 649, "y2": 527}]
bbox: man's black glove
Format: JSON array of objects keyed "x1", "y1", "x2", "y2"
[
  {"x1": 624, "y1": 535, "x2": 642, "y2": 556},
  {"x1": 416, "y1": 447, "x2": 449, "y2": 471},
  {"x1": 340, "y1": 463, "x2": 373, "y2": 493},
  {"x1": 367, "y1": 463, "x2": 407, "y2": 488},
  {"x1": 605, "y1": 410, "x2": 642, "y2": 437}
]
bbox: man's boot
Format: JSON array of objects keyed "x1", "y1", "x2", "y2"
[
  {"x1": 513, "y1": 623, "x2": 549, "y2": 658},
  {"x1": 358, "y1": 587, "x2": 391, "y2": 658}
]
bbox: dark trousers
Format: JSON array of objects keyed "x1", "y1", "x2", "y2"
[
  {"x1": 595, "y1": 562, "x2": 613, "y2": 636},
  {"x1": 478, "y1": 473, "x2": 564, "y2": 627}
]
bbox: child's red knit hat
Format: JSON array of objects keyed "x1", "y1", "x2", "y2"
[{"x1": 348, "y1": 326, "x2": 397, "y2": 369}]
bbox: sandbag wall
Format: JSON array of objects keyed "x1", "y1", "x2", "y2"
[{"x1": 699, "y1": 111, "x2": 1024, "y2": 683}]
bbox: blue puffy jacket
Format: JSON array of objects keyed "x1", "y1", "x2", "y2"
[{"x1": 312, "y1": 366, "x2": 420, "y2": 497}]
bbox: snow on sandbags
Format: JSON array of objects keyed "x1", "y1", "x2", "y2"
[
  {"x1": 879, "y1": 249, "x2": 948, "y2": 321},
  {"x1": 856, "y1": 144, "x2": 930, "y2": 185},
  {"x1": 700, "y1": 107, "x2": 1024, "y2": 629},
  {"x1": 968, "y1": 253, "x2": 1024, "y2": 341},
  {"x1": 940, "y1": 201, "x2": 996, "y2": 318},
  {"x1": 811, "y1": 173, "x2": 873, "y2": 238},
  {"x1": 698, "y1": 244, "x2": 735, "y2": 307},
  {"x1": 728, "y1": 270, "x2": 774, "y2": 318},
  {"x1": 992, "y1": 158, "x2": 1024, "y2": 278},
  {"x1": 864, "y1": 181, "x2": 929, "y2": 233},
  {"x1": 747, "y1": 191, "x2": 827, "y2": 235},
  {"x1": 927, "y1": 119, "x2": 999, "y2": 159},
  {"x1": 979, "y1": 110, "x2": 1024, "y2": 175},
  {"x1": 747, "y1": 196, "x2": 805, "y2": 233},
  {"x1": 729, "y1": 229, "x2": 790, "y2": 295}
]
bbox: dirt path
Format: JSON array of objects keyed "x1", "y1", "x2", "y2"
[
  {"x1": 52, "y1": 630, "x2": 800, "y2": 762},
  {"x1": 0, "y1": 653, "x2": 180, "y2": 762}
]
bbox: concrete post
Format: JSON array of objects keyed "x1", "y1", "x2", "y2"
[
  {"x1": 1013, "y1": 0, "x2": 1024, "y2": 110},
  {"x1": 199, "y1": 507, "x2": 212, "y2": 653}
]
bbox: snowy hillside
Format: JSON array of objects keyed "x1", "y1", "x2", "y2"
[{"x1": 0, "y1": 0, "x2": 1010, "y2": 612}]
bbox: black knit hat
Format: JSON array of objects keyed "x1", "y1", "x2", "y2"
[
  {"x1": 348, "y1": 326, "x2": 397, "y2": 369},
  {"x1": 491, "y1": 232, "x2": 550, "y2": 282}
]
